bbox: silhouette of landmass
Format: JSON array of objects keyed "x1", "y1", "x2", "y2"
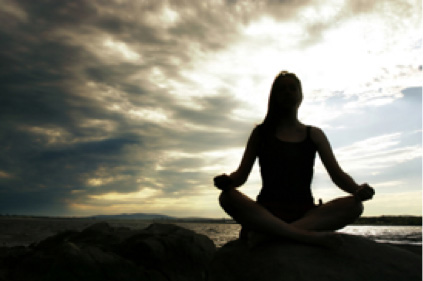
[
  {"x1": 91, "y1": 213, "x2": 422, "y2": 225},
  {"x1": 88, "y1": 213, "x2": 174, "y2": 220},
  {"x1": 1, "y1": 213, "x2": 420, "y2": 225},
  {"x1": 353, "y1": 215, "x2": 422, "y2": 226}
]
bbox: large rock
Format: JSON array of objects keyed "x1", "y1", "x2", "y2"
[
  {"x1": 0, "y1": 222, "x2": 216, "y2": 281},
  {"x1": 209, "y1": 234, "x2": 422, "y2": 281}
]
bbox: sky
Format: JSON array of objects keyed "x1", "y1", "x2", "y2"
[{"x1": 0, "y1": 0, "x2": 421, "y2": 218}]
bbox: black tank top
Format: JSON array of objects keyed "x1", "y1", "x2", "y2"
[{"x1": 256, "y1": 125, "x2": 317, "y2": 204}]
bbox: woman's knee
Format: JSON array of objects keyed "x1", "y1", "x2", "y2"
[
  {"x1": 218, "y1": 189, "x2": 236, "y2": 210},
  {"x1": 354, "y1": 199, "x2": 364, "y2": 217},
  {"x1": 331, "y1": 196, "x2": 363, "y2": 221},
  {"x1": 218, "y1": 191, "x2": 229, "y2": 209},
  {"x1": 346, "y1": 196, "x2": 364, "y2": 220}
]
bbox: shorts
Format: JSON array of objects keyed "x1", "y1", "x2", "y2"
[{"x1": 239, "y1": 200, "x2": 317, "y2": 239}]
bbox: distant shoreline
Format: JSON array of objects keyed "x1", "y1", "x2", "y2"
[
  {"x1": 0, "y1": 216, "x2": 421, "y2": 251},
  {"x1": 352, "y1": 216, "x2": 422, "y2": 226},
  {"x1": 0, "y1": 214, "x2": 421, "y2": 226}
]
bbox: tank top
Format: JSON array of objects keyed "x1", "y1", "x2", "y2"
[{"x1": 256, "y1": 125, "x2": 317, "y2": 205}]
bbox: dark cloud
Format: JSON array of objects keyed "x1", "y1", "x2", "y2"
[{"x1": 0, "y1": 0, "x2": 260, "y2": 215}]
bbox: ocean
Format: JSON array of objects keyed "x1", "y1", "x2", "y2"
[
  {"x1": 171, "y1": 223, "x2": 422, "y2": 248},
  {"x1": 0, "y1": 217, "x2": 421, "y2": 248}
]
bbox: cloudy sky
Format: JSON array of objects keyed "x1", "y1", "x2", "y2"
[{"x1": 0, "y1": 0, "x2": 421, "y2": 218}]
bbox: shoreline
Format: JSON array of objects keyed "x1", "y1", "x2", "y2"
[
  {"x1": 0, "y1": 217, "x2": 421, "y2": 254},
  {"x1": 0, "y1": 214, "x2": 421, "y2": 226}
]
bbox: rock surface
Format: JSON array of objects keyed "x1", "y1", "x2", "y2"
[
  {"x1": 0, "y1": 222, "x2": 216, "y2": 281},
  {"x1": 1, "y1": 223, "x2": 421, "y2": 281},
  {"x1": 209, "y1": 234, "x2": 422, "y2": 281}
]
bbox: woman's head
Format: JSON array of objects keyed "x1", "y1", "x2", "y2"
[
  {"x1": 261, "y1": 71, "x2": 303, "y2": 131},
  {"x1": 268, "y1": 71, "x2": 303, "y2": 110}
]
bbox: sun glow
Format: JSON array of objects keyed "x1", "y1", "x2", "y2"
[
  {"x1": 89, "y1": 188, "x2": 160, "y2": 201},
  {"x1": 3, "y1": 0, "x2": 418, "y2": 218},
  {"x1": 103, "y1": 38, "x2": 141, "y2": 61},
  {"x1": 88, "y1": 7, "x2": 420, "y2": 217}
]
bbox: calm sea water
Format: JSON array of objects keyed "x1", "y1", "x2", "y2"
[
  {"x1": 170, "y1": 223, "x2": 422, "y2": 248},
  {"x1": 0, "y1": 218, "x2": 421, "y2": 248}
]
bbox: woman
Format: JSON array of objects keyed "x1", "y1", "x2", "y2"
[{"x1": 214, "y1": 71, "x2": 375, "y2": 248}]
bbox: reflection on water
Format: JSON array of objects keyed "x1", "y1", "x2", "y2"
[
  {"x1": 339, "y1": 225, "x2": 422, "y2": 246},
  {"x1": 174, "y1": 223, "x2": 242, "y2": 248},
  {"x1": 0, "y1": 218, "x2": 420, "y2": 248},
  {"x1": 175, "y1": 223, "x2": 422, "y2": 248}
]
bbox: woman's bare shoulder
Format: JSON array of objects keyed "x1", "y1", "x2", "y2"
[
  {"x1": 249, "y1": 124, "x2": 263, "y2": 142},
  {"x1": 251, "y1": 124, "x2": 264, "y2": 136},
  {"x1": 308, "y1": 125, "x2": 327, "y2": 144}
]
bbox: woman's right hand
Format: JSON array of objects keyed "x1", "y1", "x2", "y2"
[
  {"x1": 354, "y1": 183, "x2": 375, "y2": 201},
  {"x1": 213, "y1": 174, "x2": 233, "y2": 191}
]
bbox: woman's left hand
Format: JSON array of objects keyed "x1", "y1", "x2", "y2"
[{"x1": 354, "y1": 183, "x2": 375, "y2": 201}]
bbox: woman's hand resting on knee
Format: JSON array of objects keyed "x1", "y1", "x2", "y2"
[
  {"x1": 213, "y1": 174, "x2": 233, "y2": 191},
  {"x1": 354, "y1": 183, "x2": 375, "y2": 201}
]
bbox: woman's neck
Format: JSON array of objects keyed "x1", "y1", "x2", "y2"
[{"x1": 275, "y1": 109, "x2": 300, "y2": 128}]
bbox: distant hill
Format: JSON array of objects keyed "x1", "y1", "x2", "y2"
[
  {"x1": 87, "y1": 213, "x2": 230, "y2": 223},
  {"x1": 354, "y1": 216, "x2": 422, "y2": 226},
  {"x1": 88, "y1": 213, "x2": 175, "y2": 220},
  {"x1": 1, "y1": 213, "x2": 421, "y2": 226},
  {"x1": 87, "y1": 214, "x2": 422, "y2": 225}
]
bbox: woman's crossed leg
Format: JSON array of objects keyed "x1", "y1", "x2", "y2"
[{"x1": 219, "y1": 188, "x2": 363, "y2": 248}]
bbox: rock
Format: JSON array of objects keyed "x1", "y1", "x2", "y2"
[
  {"x1": 209, "y1": 234, "x2": 422, "y2": 281},
  {"x1": 382, "y1": 243, "x2": 422, "y2": 256},
  {"x1": 0, "y1": 222, "x2": 216, "y2": 281},
  {"x1": 119, "y1": 223, "x2": 216, "y2": 281}
]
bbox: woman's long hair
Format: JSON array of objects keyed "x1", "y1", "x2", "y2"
[{"x1": 260, "y1": 71, "x2": 303, "y2": 136}]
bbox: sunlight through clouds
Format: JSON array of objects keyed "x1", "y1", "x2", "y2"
[
  {"x1": 73, "y1": 187, "x2": 224, "y2": 218},
  {"x1": 103, "y1": 38, "x2": 141, "y2": 61},
  {"x1": 0, "y1": 170, "x2": 13, "y2": 179},
  {"x1": 0, "y1": 0, "x2": 420, "y2": 217},
  {"x1": 128, "y1": 108, "x2": 169, "y2": 123},
  {"x1": 144, "y1": 4, "x2": 181, "y2": 28},
  {"x1": 89, "y1": 187, "x2": 160, "y2": 201},
  {"x1": 364, "y1": 191, "x2": 422, "y2": 216},
  {"x1": 335, "y1": 133, "x2": 421, "y2": 172},
  {"x1": 0, "y1": 0, "x2": 28, "y2": 21}
]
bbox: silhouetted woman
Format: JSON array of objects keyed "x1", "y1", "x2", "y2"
[{"x1": 214, "y1": 71, "x2": 375, "y2": 248}]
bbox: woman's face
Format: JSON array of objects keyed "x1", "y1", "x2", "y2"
[{"x1": 273, "y1": 76, "x2": 302, "y2": 109}]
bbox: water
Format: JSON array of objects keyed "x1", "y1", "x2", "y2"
[
  {"x1": 0, "y1": 217, "x2": 420, "y2": 248},
  {"x1": 339, "y1": 225, "x2": 422, "y2": 246},
  {"x1": 172, "y1": 223, "x2": 422, "y2": 248}
]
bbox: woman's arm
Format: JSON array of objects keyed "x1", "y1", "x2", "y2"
[
  {"x1": 214, "y1": 126, "x2": 260, "y2": 190},
  {"x1": 310, "y1": 127, "x2": 375, "y2": 201}
]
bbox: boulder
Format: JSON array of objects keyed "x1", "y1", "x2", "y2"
[
  {"x1": 0, "y1": 222, "x2": 216, "y2": 281},
  {"x1": 209, "y1": 234, "x2": 422, "y2": 281}
]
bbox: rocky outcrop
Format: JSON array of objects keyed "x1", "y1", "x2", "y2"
[
  {"x1": 209, "y1": 234, "x2": 422, "y2": 281},
  {"x1": 0, "y1": 223, "x2": 421, "y2": 281},
  {"x1": 0, "y1": 222, "x2": 216, "y2": 281}
]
